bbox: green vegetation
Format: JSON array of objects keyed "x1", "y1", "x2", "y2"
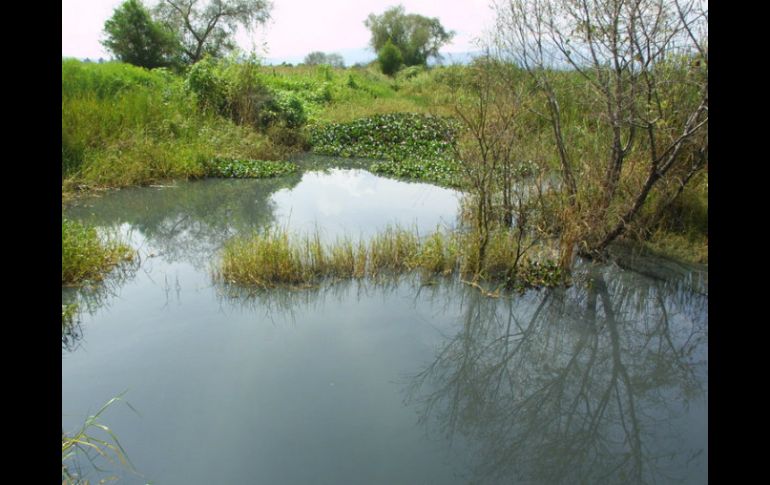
[
  {"x1": 217, "y1": 225, "x2": 564, "y2": 291},
  {"x1": 62, "y1": 393, "x2": 136, "y2": 484},
  {"x1": 310, "y1": 113, "x2": 462, "y2": 187},
  {"x1": 377, "y1": 39, "x2": 403, "y2": 76},
  {"x1": 205, "y1": 158, "x2": 297, "y2": 178},
  {"x1": 304, "y1": 51, "x2": 345, "y2": 68},
  {"x1": 365, "y1": 5, "x2": 454, "y2": 69},
  {"x1": 102, "y1": 0, "x2": 180, "y2": 69},
  {"x1": 62, "y1": 219, "x2": 134, "y2": 286},
  {"x1": 64, "y1": 0, "x2": 707, "y2": 270}
]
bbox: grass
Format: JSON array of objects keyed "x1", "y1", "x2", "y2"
[
  {"x1": 62, "y1": 218, "x2": 134, "y2": 286},
  {"x1": 216, "y1": 225, "x2": 564, "y2": 290},
  {"x1": 62, "y1": 393, "x2": 136, "y2": 484}
]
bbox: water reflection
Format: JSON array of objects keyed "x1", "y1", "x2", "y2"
[
  {"x1": 62, "y1": 256, "x2": 140, "y2": 352},
  {"x1": 64, "y1": 169, "x2": 461, "y2": 268},
  {"x1": 405, "y1": 264, "x2": 707, "y2": 485},
  {"x1": 65, "y1": 175, "x2": 302, "y2": 266}
]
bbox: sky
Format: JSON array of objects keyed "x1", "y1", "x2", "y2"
[{"x1": 62, "y1": 0, "x2": 498, "y2": 64}]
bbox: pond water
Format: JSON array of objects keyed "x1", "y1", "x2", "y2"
[{"x1": 62, "y1": 168, "x2": 707, "y2": 485}]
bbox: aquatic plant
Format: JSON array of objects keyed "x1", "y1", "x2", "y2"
[
  {"x1": 62, "y1": 219, "x2": 134, "y2": 286},
  {"x1": 62, "y1": 393, "x2": 136, "y2": 484},
  {"x1": 309, "y1": 113, "x2": 462, "y2": 186},
  {"x1": 205, "y1": 158, "x2": 297, "y2": 178},
  {"x1": 217, "y1": 225, "x2": 565, "y2": 291}
]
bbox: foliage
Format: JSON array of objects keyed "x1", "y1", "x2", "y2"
[
  {"x1": 62, "y1": 59, "x2": 294, "y2": 189},
  {"x1": 185, "y1": 56, "x2": 308, "y2": 129},
  {"x1": 309, "y1": 113, "x2": 462, "y2": 186},
  {"x1": 62, "y1": 393, "x2": 136, "y2": 484},
  {"x1": 205, "y1": 158, "x2": 297, "y2": 178},
  {"x1": 365, "y1": 5, "x2": 454, "y2": 67},
  {"x1": 309, "y1": 113, "x2": 458, "y2": 160},
  {"x1": 495, "y1": 0, "x2": 708, "y2": 257},
  {"x1": 102, "y1": 0, "x2": 181, "y2": 69},
  {"x1": 153, "y1": 0, "x2": 272, "y2": 64},
  {"x1": 377, "y1": 39, "x2": 403, "y2": 76},
  {"x1": 304, "y1": 51, "x2": 345, "y2": 68},
  {"x1": 62, "y1": 219, "x2": 134, "y2": 285},
  {"x1": 217, "y1": 225, "x2": 564, "y2": 289}
]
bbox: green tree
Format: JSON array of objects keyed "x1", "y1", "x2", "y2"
[
  {"x1": 303, "y1": 51, "x2": 345, "y2": 68},
  {"x1": 377, "y1": 39, "x2": 403, "y2": 76},
  {"x1": 154, "y1": 0, "x2": 272, "y2": 64},
  {"x1": 101, "y1": 0, "x2": 180, "y2": 69},
  {"x1": 365, "y1": 5, "x2": 454, "y2": 67}
]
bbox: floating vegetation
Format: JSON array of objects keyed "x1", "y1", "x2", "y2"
[
  {"x1": 205, "y1": 158, "x2": 297, "y2": 178},
  {"x1": 309, "y1": 113, "x2": 462, "y2": 187}
]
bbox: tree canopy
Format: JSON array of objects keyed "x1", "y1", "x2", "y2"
[
  {"x1": 303, "y1": 51, "x2": 345, "y2": 68},
  {"x1": 153, "y1": 0, "x2": 272, "y2": 64},
  {"x1": 364, "y1": 5, "x2": 454, "y2": 67},
  {"x1": 101, "y1": 0, "x2": 180, "y2": 69}
]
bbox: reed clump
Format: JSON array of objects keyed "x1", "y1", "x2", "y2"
[
  {"x1": 217, "y1": 225, "x2": 564, "y2": 290},
  {"x1": 62, "y1": 219, "x2": 134, "y2": 286}
]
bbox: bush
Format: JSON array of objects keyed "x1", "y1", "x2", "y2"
[{"x1": 378, "y1": 39, "x2": 403, "y2": 76}]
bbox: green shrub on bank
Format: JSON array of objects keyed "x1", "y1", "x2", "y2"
[
  {"x1": 205, "y1": 158, "x2": 297, "y2": 178},
  {"x1": 62, "y1": 219, "x2": 134, "y2": 285},
  {"x1": 63, "y1": 59, "x2": 289, "y2": 189}
]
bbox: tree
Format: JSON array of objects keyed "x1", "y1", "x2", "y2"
[
  {"x1": 493, "y1": 0, "x2": 708, "y2": 257},
  {"x1": 154, "y1": 0, "x2": 272, "y2": 64},
  {"x1": 365, "y1": 5, "x2": 454, "y2": 67},
  {"x1": 303, "y1": 51, "x2": 345, "y2": 68},
  {"x1": 101, "y1": 0, "x2": 180, "y2": 69},
  {"x1": 377, "y1": 39, "x2": 403, "y2": 76}
]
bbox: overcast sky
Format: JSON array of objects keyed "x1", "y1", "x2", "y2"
[{"x1": 62, "y1": 0, "x2": 497, "y2": 62}]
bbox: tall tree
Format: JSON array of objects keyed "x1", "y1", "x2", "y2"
[
  {"x1": 303, "y1": 51, "x2": 345, "y2": 68},
  {"x1": 154, "y1": 0, "x2": 272, "y2": 64},
  {"x1": 365, "y1": 5, "x2": 454, "y2": 67},
  {"x1": 101, "y1": 0, "x2": 180, "y2": 69}
]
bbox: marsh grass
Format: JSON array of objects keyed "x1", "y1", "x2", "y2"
[
  {"x1": 218, "y1": 225, "x2": 564, "y2": 290},
  {"x1": 62, "y1": 393, "x2": 137, "y2": 484},
  {"x1": 62, "y1": 219, "x2": 134, "y2": 286}
]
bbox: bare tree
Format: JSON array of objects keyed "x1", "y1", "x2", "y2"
[
  {"x1": 493, "y1": 0, "x2": 708, "y2": 257},
  {"x1": 446, "y1": 56, "x2": 544, "y2": 283},
  {"x1": 154, "y1": 0, "x2": 272, "y2": 64}
]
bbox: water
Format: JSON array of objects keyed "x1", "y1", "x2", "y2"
[{"x1": 62, "y1": 168, "x2": 707, "y2": 485}]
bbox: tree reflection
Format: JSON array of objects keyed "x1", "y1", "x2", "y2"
[
  {"x1": 64, "y1": 174, "x2": 302, "y2": 266},
  {"x1": 406, "y1": 265, "x2": 707, "y2": 485},
  {"x1": 62, "y1": 257, "x2": 140, "y2": 352}
]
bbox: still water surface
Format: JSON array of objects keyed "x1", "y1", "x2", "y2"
[{"x1": 62, "y1": 168, "x2": 707, "y2": 485}]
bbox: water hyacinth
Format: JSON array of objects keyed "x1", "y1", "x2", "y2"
[
  {"x1": 309, "y1": 113, "x2": 462, "y2": 187},
  {"x1": 206, "y1": 158, "x2": 297, "y2": 178}
]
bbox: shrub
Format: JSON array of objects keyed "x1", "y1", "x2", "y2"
[{"x1": 378, "y1": 39, "x2": 403, "y2": 76}]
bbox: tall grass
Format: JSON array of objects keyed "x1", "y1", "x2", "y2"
[
  {"x1": 62, "y1": 60, "x2": 286, "y2": 190},
  {"x1": 217, "y1": 225, "x2": 564, "y2": 290},
  {"x1": 62, "y1": 393, "x2": 136, "y2": 484},
  {"x1": 62, "y1": 219, "x2": 134, "y2": 285}
]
